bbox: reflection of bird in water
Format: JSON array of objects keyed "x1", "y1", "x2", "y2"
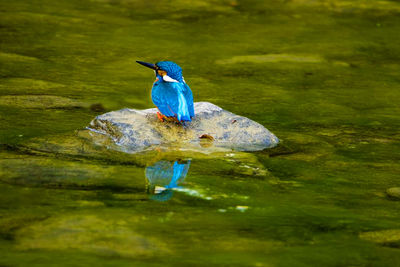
[
  {"x1": 145, "y1": 160, "x2": 191, "y2": 201},
  {"x1": 136, "y1": 60, "x2": 195, "y2": 123}
]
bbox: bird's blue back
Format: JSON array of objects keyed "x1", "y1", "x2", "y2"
[{"x1": 151, "y1": 61, "x2": 194, "y2": 122}]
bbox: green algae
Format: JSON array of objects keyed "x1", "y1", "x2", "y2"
[
  {"x1": 15, "y1": 213, "x2": 169, "y2": 257},
  {"x1": 0, "y1": 95, "x2": 87, "y2": 109},
  {"x1": 1, "y1": 0, "x2": 400, "y2": 266},
  {"x1": 216, "y1": 54, "x2": 326, "y2": 64}
]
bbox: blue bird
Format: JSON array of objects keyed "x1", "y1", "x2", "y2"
[{"x1": 136, "y1": 60, "x2": 195, "y2": 122}]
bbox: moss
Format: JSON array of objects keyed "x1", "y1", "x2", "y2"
[{"x1": 15, "y1": 214, "x2": 168, "y2": 257}]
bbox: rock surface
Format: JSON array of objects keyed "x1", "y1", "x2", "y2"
[{"x1": 88, "y1": 102, "x2": 279, "y2": 152}]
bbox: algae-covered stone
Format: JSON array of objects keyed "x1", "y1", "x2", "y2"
[
  {"x1": 15, "y1": 214, "x2": 167, "y2": 257},
  {"x1": 359, "y1": 229, "x2": 400, "y2": 244},
  {"x1": 386, "y1": 187, "x2": 400, "y2": 200},
  {"x1": 88, "y1": 102, "x2": 279, "y2": 152}
]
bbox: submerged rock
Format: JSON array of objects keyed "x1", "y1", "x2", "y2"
[
  {"x1": 359, "y1": 229, "x2": 400, "y2": 244},
  {"x1": 16, "y1": 214, "x2": 168, "y2": 257},
  {"x1": 386, "y1": 187, "x2": 400, "y2": 200},
  {"x1": 88, "y1": 102, "x2": 279, "y2": 152}
]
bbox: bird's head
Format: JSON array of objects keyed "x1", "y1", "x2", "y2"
[{"x1": 136, "y1": 60, "x2": 184, "y2": 83}]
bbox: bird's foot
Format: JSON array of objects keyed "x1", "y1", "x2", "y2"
[{"x1": 156, "y1": 112, "x2": 165, "y2": 122}]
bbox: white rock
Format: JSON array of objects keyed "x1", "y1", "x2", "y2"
[{"x1": 88, "y1": 102, "x2": 279, "y2": 152}]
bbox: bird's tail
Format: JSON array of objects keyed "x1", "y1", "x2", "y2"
[{"x1": 177, "y1": 91, "x2": 191, "y2": 121}]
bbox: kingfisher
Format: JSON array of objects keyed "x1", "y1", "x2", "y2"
[{"x1": 136, "y1": 60, "x2": 195, "y2": 123}]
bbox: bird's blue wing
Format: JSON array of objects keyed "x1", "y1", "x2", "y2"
[
  {"x1": 151, "y1": 82, "x2": 178, "y2": 117},
  {"x1": 183, "y1": 83, "x2": 195, "y2": 118},
  {"x1": 152, "y1": 81, "x2": 192, "y2": 121}
]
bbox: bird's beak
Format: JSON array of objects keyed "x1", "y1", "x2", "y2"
[{"x1": 136, "y1": 61, "x2": 156, "y2": 70}]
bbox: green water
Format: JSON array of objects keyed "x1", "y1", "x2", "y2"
[{"x1": 1, "y1": 0, "x2": 400, "y2": 265}]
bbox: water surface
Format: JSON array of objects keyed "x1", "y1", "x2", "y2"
[{"x1": 1, "y1": 0, "x2": 400, "y2": 266}]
